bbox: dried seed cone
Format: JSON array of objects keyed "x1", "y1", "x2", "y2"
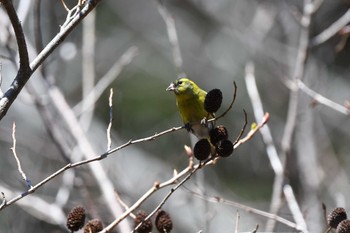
[
  {"x1": 328, "y1": 207, "x2": 348, "y2": 229},
  {"x1": 204, "y1": 89, "x2": 223, "y2": 113},
  {"x1": 66, "y1": 205, "x2": 86, "y2": 232},
  {"x1": 216, "y1": 139, "x2": 233, "y2": 157},
  {"x1": 155, "y1": 210, "x2": 173, "y2": 233},
  {"x1": 337, "y1": 219, "x2": 350, "y2": 233},
  {"x1": 134, "y1": 210, "x2": 153, "y2": 233},
  {"x1": 193, "y1": 139, "x2": 211, "y2": 160},
  {"x1": 84, "y1": 219, "x2": 103, "y2": 233},
  {"x1": 209, "y1": 125, "x2": 228, "y2": 145}
]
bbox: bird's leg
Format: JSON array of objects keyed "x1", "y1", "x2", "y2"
[
  {"x1": 184, "y1": 122, "x2": 192, "y2": 132},
  {"x1": 200, "y1": 117, "x2": 207, "y2": 125}
]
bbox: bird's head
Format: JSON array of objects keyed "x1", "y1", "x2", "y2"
[{"x1": 166, "y1": 77, "x2": 196, "y2": 95}]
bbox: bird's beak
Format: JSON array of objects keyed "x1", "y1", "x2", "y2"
[{"x1": 166, "y1": 82, "x2": 175, "y2": 92}]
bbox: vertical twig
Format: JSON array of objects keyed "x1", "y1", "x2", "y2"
[
  {"x1": 244, "y1": 62, "x2": 288, "y2": 232},
  {"x1": 80, "y1": 8, "x2": 96, "y2": 129},
  {"x1": 74, "y1": 46, "x2": 138, "y2": 114},
  {"x1": 107, "y1": 88, "x2": 113, "y2": 151},
  {"x1": 10, "y1": 122, "x2": 32, "y2": 189},
  {"x1": 234, "y1": 211, "x2": 240, "y2": 233},
  {"x1": 33, "y1": 0, "x2": 46, "y2": 76},
  {"x1": 154, "y1": 0, "x2": 183, "y2": 70},
  {"x1": 0, "y1": 62, "x2": 3, "y2": 97}
]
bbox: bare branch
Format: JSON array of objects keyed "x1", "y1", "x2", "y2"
[
  {"x1": 235, "y1": 211, "x2": 240, "y2": 233},
  {"x1": 310, "y1": 8, "x2": 350, "y2": 47},
  {"x1": 0, "y1": 0, "x2": 103, "y2": 120},
  {"x1": 106, "y1": 88, "x2": 113, "y2": 150},
  {"x1": 30, "y1": 0, "x2": 102, "y2": 73},
  {"x1": 10, "y1": 122, "x2": 32, "y2": 189},
  {"x1": 283, "y1": 185, "x2": 308, "y2": 231},
  {"x1": 74, "y1": 46, "x2": 138, "y2": 114},
  {"x1": 0, "y1": 0, "x2": 32, "y2": 119},
  {"x1": 132, "y1": 163, "x2": 202, "y2": 233},
  {"x1": 297, "y1": 80, "x2": 350, "y2": 115},
  {"x1": 188, "y1": 190, "x2": 304, "y2": 231}
]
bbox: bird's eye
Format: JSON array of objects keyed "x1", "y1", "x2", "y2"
[{"x1": 177, "y1": 81, "x2": 183, "y2": 85}]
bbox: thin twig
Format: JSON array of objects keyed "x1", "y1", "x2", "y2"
[
  {"x1": 101, "y1": 115, "x2": 265, "y2": 232},
  {"x1": 115, "y1": 191, "x2": 136, "y2": 219},
  {"x1": 297, "y1": 80, "x2": 350, "y2": 115},
  {"x1": 187, "y1": 190, "x2": 303, "y2": 231},
  {"x1": 10, "y1": 122, "x2": 32, "y2": 189},
  {"x1": 233, "y1": 112, "x2": 269, "y2": 149},
  {"x1": 74, "y1": 46, "x2": 138, "y2": 114},
  {"x1": 0, "y1": 125, "x2": 183, "y2": 212},
  {"x1": 0, "y1": 0, "x2": 102, "y2": 120},
  {"x1": 251, "y1": 224, "x2": 259, "y2": 233},
  {"x1": 107, "y1": 88, "x2": 113, "y2": 150},
  {"x1": 132, "y1": 160, "x2": 209, "y2": 233},
  {"x1": 233, "y1": 109, "x2": 248, "y2": 146},
  {"x1": 101, "y1": 158, "x2": 199, "y2": 233},
  {"x1": 215, "y1": 81, "x2": 237, "y2": 120},
  {"x1": 60, "y1": 0, "x2": 70, "y2": 12},
  {"x1": 30, "y1": 0, "x2": 102, "y2": 73}
]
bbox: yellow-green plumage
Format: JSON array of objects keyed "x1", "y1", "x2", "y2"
[{"x1": 166, "y1": 77, "x2": 213, "y2": 139}]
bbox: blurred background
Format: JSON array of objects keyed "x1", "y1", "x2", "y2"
[{"x1": 1, "y1": 0, "x2": 350, "y2": 232}]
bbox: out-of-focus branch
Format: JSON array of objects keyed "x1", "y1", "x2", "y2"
[
  {"x1": 244, "y1": 62, "x2": 284, "y2": 230},
  {"x1": 154, "y1": 0, "x2": 183, "y2": 70},
  {"x1": 188, "y1": 190, "x2": 305, "y2": 232},
  {"x1": 74, "y1": 46, "x2": 139, "y2": 114},
  {"x1": 0, "y1": 184, "x2": 66, "y2": 225},
  {"x1": 296, "y1": 80, "x2": 350, "y2": 115},
  {"x1": 244, "y1": 62, "x2": 308, "y2": 233},
  {"x1": 30, "y1": 0, "x2": 102, "y2": 72},
  {"x1": 282, "y1": 0, "x2": 312, "y2": 154},
  {"x1": 310, "y1": 8, "x2": 350, "y2": 47},
  {"x1": 283, "y1": 184, "x2": 308, "y2": 232},
  {"x1": 33, "y1": 0, "x2": 45, "y2": 76},
  {"x1": 80, "y1": 8, "x2": 96, "y2": 130}
]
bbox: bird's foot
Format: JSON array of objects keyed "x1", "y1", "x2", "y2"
[
  {"x1": 184, "y1": 122, "x2": 192, "y2": 132},
  {"x1": 200, "y1": 117, "x2": 209, "y2": 127}
]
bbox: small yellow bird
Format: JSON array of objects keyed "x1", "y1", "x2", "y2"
[{"x1": 166, "y1": 77, "x2": 214, "y2": 139}]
